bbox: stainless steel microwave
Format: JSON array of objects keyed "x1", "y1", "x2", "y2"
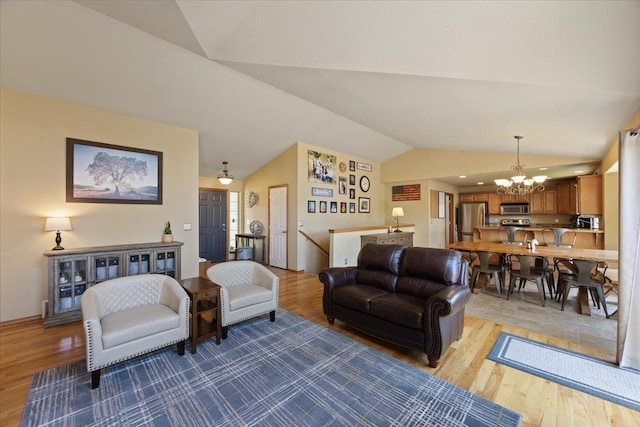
[{"x1": 500, "y1": 203, "x2": 530, "y2": 215}]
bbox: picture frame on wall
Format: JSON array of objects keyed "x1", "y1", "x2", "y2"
[
  {"x1": 308, "y1": 150, "x2": 337, "y2": 184},
  {"x1": 349, "y1": 160, "x2": 356, "y2": 171},
  {"x1": 319, "y1": 201, "x2": 327, "y2": 213},
  {"x1": 66, "y1": 138, "x2": 163, "y2": 204},
  {"x1": 340, "y1": 202, "x2": 347, "y2": 213},
  {"x1": 349, "y1": 202, "x2": 356, "y2": 213},
  {"x1": 358, "y1": 197, "x2": 370, "y2": 213},
  {"x1": 339, "y1": 176, "x2": 347, "y2": 195},
  {"x1": 349, "y1": 174, "x2": 356, "y2": 185},
  {"x1": 308, "y1": 200, "x2": 316, "y2": 213},
  {"x1": 330, "y1": 201, "x2": 338, "y2": 213},
  {"x1": 349, "y1": 188, "x2": 356, "y2": 199}
]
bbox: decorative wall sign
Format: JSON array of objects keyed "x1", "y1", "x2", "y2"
[
  {"x1": 356, "y1": 162, "x2": 372, "y2": 172},
  {"x1": 358, "y1": 197, "x2": 370, "y2": 213},
  {"x1": 311, "y1": 187, "x2": 333, "y2": 197},
  {"x1": 308, "y1": 150, "x2": 337, "y2": 184},
  {"x1": 66, "y1": 138, "x2": 162, "y2": 204},
  {"x1": 392, "y1": 184, "x2": 421, "y2": 201}
]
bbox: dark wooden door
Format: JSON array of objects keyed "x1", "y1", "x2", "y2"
[{"x1": 199, "y1": 189, "x2": 227, "y2": 263}]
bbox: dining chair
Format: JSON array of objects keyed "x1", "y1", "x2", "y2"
[
  {"x1": 506, "y1": 254, "x2": 548, "y2": 306},
  {"x1": 470, "y1": 251, "x2": 505, "y2": 297},
  {"x1": 559, "y1": 259, "x2": 611, "y2": 318}
]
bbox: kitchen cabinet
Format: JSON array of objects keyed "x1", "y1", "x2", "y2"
[
  {"x1": 556, "y1": 176, "x2": 601, "y2": 215},
  {"x1": 459, "y1": 192, "x2": 499, "y2": 214},
  {"x1": 577, "y1": 175, "x2": 602, "y2": 215},
  {"x1": 487, "y1": 193, "x2": 501, "y2": 214},
  {"x1": 500, "y1": 193, "x2": 530, "y2": 203},
  {"x1": 530, "y1": 190, "x2": 557, "y2": 214}
]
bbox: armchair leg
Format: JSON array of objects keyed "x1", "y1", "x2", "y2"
[
  {"x1": 270, "y1": 310, "x2": 275, "y2": 322},
  {"x1": 91, "y1": 369, "x2": 101, "y2": 389},
  {"x1": 327, "y1": 316, "x2": 335, "y2": 325},
  {"x1": 177, "y1": 340, "x2": 185, "y2": 356},
  {"x1": 221, "y1": 326, "x2": 228, "y2": 339},
  {"x1": 427, "y1": 356, "x2": 439, "y2": 368}
]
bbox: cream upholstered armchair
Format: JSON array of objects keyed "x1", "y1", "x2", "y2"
[
  {"x1": 206, "y1": 261, "x2": 278, "y2": 338},
  {"x1": 81, "y1": 274, "x2": 189, "y2": 389}
]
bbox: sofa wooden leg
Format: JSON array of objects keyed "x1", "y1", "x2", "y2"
[
  {"x1": 327, "y1": 316, "x2": 335, "y2": 325},
  {"x1": 221, "y1": 326, "x2": 228, "y2": 339},
  {"x1": 91, "y1": 369, "x2": 101, "y2": 389},
  {"x1": 177, "y1": 340, "x2": 185, "y2": 356},
  {"x1": 270, "y1": 311, "x2": 275, "y2": 322},
  {"x1": 427, "y1": 356, "x2": 439, "y2": 368}
]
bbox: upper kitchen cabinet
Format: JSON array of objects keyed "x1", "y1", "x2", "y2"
[
  {"x1": 530, "y1": 190, "x2": 557, "y2": 214},
  {"x1": 577, "y1": 175, "x2": 603, "y2": 215},
  {"x1": 460, "y1": 193, "x2": 488, "y2": 202},
  {"x1": 499, "y1": 193, "x2": 530, "y2": 203},
  {"x1": 556, "y1": 176, "x2": 602, "y2": 215},
  {"x1": 487, "y1": 193, "x2": 501, "y2": 214}
]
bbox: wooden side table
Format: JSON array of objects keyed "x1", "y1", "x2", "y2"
[{"x1": 180, "y1": 277, "x2": 221, "y2": 353}]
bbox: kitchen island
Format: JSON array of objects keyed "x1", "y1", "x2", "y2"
[{"x1": 473, "y1": 226, "x2": 604, "y2": 249}]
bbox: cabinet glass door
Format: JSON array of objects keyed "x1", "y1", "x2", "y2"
[
  {"x1": 95, "y1": 255, "x2": 121, "y2": 283},
  {"x1": 155, "y1": 250, "x2": 177, "y2": 277},
  {"x1": 56, "y1": 259, "x2": 88, "y2": 312},
  {"x1": 128, "y1": 252, "x2": 152, "y2": 275}
]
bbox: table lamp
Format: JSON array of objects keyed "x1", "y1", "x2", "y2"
[
  {"x1": 44, "y1": 217, "x2": 72, "y2": 250},
  {"x1": 392, "y1": 207, "x2": 404, "y2": 233}
]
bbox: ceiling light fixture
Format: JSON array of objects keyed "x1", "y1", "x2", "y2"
[
  {"x1": 494, "y1": 136, "x2": 547, "y2": 195},
  {"x1": 217, "y1": 161, "x2": 234, "y2": 185}
]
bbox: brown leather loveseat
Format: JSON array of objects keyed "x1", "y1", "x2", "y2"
[{"x1": 319, "y1": 243, "x2": 470, "y2": 367}]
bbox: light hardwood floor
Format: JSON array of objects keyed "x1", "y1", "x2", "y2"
[{"x1": 1, "y1": 269, "x2": 637, "y2": 426}]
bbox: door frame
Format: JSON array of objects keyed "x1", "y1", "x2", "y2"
[{"x1": 199, "y1": 187, "x2": 230, "y2": 262}]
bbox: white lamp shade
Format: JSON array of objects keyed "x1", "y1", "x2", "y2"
[
  {"x1": 392, "y1": 207, "x2": 405, "y2": 218},
  {"x1": 44, "y1": 217, "x2": 72, "y2": 231},
  {"x1": 533, "y1": 175, "x2": 547, "y2": 183},
  {"x1": 218, "y1": 177, "x2": 233, "y2": 185}
]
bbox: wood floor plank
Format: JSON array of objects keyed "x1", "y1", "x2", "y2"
[{"x1": 1, "y1": 269, "x2": 638, "y2": 427}]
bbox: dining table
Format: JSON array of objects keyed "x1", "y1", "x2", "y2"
[{"x1": 448, "y1": 241, "x2": 618, "y2": 316}]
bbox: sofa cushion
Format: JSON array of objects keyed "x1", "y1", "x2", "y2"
[
  {"x1": 400, "y1": 247, "x2": 463, "y2": 286},
  {"x1": 355, "y1": 270, "x2": 398, "y2": 292},
  {"x1": 369, "y1": 294, "x2": 426, "y2": 330},
  {"x1": 396, "y1": 276, "x2": 446, "y2": 299},
  {"x1": 332, "y1": 284, "x2": 389, "y2": 313},
  {"x1": 358, "y1": 244, "x2": 404, "y2": 275},
  {"x1": 101, "y1": 304, "x2": 179, "y2": 349},
  {"x1": 227, "y1": 284, "x2": 273, "y2": 311}
]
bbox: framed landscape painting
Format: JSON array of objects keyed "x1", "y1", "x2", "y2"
[{"x1": 66, "y1": 138, "x2": 162, "y2": 204}]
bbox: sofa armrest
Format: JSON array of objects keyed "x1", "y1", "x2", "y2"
[
  {"x1": 318, "y1": 267, "x2": 358, "y2": 290},
  {"x1": 252, "y1": 264, "x2": 278, "y2": 291},
  {"x1": 81, "y1": 291, "x2": 104, "y2": 372},
  {"x1": 425, "y1": 284, "x2": 471, "y2": 318},
  {"x1": 160, "y1": 278, "x2": 188, "y2": 314}
]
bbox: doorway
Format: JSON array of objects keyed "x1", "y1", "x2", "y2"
[
  {"x1": 268, "y1": 185, "x2": 287, "y2": 269},
  {"x1": 199, "y1": 189, "x2": 228, "y2": 263}
]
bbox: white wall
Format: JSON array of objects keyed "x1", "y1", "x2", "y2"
[{"x1": 0, "y1": 89, "x2": 199, "y2": 321}]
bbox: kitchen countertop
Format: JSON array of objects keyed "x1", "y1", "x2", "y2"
[{"x1": 474, "y1": 226, "x2": 604, "y2": 233}]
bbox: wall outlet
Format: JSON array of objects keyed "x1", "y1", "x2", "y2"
[
  {"x1": 183, "y1": 223, "x2": 192, "y2": 231},
  {"x1": 344, "y1": 258, "x2": 348, "y2": 265},
  {"x1": 554, "y1": 218, "x2": 559, "y2": 223}
]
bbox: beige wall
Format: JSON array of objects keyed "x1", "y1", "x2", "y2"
[{"x1": 0, "y1": 89, "x2": 199, "y2": 322}]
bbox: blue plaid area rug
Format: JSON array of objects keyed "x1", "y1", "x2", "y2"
[
  {"x1": 488, "y1": 332, "x2": 640, "y2": 412},
  {"x1": 22, "y1": 310, "x2": 521, "y2": 426}
]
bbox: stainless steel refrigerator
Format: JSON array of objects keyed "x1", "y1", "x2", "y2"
[{"x1": 457, "y1": 202, "x2": 487, "y2": 241}]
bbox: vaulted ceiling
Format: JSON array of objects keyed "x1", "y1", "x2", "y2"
[{"x1": 2, "y1": 1, "x2": 639, "y2": 182}]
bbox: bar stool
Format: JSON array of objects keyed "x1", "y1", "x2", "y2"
[
  {"x1": 470, "y1": 251, "x2": 505, "y2": 297},
  {"x1": 541, "y1": 228, "x2": 577, "y2": 248}
]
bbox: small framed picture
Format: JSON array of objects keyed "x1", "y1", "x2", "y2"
[
  {"x1": 308, "y1": 200, "x2": 316, "y2": 213},
  {"x1": 349, "y1": 202, "x2": 356, "y2": 213},
  {"x1": 319, "y1": 201, "x2": 327, "y2": 213},
  {"x1": 357, "y1": 162, "x2": 372, "y2": 172},
  {"x1": 349, "y1": 188, "x2": 356, "y2": 199},
  {"x1": 339, "y1": 176, "x2": 347, "y2": 195},
  {"x1": 349, "y1": 174, "x2": 356, "y2": 185},
  {"x1": 330, "y1": 201, "x2": 338, "y2": 213},
  {"x1": 349, "y1": 160, "x2": 356, "y2": 171},
  {"x1": 340, "y1": 202, "x2": 347, "y2": 213},
  {"x1": 358, "y1": 197, "x2": 370, "y2": 213}
]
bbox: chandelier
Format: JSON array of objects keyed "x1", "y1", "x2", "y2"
[
  {"x1": 217, "y1": 161, "x2": 234, "y2": 185},
  {"x1": 494, "y1": 136, "x2": 547, "y2": 195}
]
